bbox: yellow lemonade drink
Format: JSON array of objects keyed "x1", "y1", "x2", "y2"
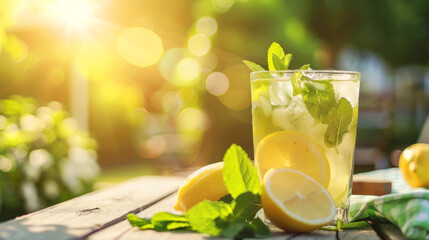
[{"x1": 251, "y1": 70, "x2": 360, "y2": 223}]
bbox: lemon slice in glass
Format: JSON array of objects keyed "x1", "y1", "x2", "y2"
[{"x1": 255, "y1": 130, "x2": 330, "y2": 188}]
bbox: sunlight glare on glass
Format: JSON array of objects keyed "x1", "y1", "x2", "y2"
[{"x1": 117, "y1": 27, "x2": 164, "y2": 67}]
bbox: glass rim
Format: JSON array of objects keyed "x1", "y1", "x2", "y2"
[
  {"x1": 250, "y1": 70, "x2": 360, "y2": 81},
  {"x1": 250, "y1": 70, "x2": 360, "y2": 74}
]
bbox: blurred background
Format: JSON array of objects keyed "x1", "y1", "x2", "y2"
[{"x1": 0, "y1": 0, "x2": 428, "y2": 220}]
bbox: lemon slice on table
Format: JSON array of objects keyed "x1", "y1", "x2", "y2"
[
  {"x1": 262, "y1": 168, "x2": 335, "y2": 232},
  {"x1": 255, "y1": 130, "x2": 330, "y2": 188},
  {"x1": 174, "y1": 162, "x2": 229, "y2": 212}
]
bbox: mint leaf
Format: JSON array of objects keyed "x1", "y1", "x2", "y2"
[
  {"x1": 283, "y1": 53, "x2": 292, "y2": 70},
  {"x1": 341, "y1": 221, "x2": 370, "y2": 229},
  {"x1": 219, "y1": 194, "x2": 233, "y2": 204},
  {"x1": 243, "y1": 60, "x2": 265, "y2": 72},
  {"x1": 166, "y1": 222, "x2": 192, "y2": 230},
  {"x1": 272, "y1": 54, "x2": 286, "y2": 71},
  {"x1": 223, "y1": 144, "x2": 261, "y2": 198},
  {"x1": 232, "y1": 192, "x2": 261, "y2": 221},
  {"x1": 127, "y1": 214, "x2": 154, "y2": 229},
  {"x1": 324, "y1": 97, "x2": 353, "y2": 150},
  {"x1": 301, "y1": 79, "x2": 336, "y2": 124},
  {"x1": 243, "y1": 218, "x2": 271, "y2": 238},
  {"x1": 127, "y1": 212, "x2": 190, "y2": 231},
  {"x1": 152, "y1": 212, "x2": 187, "y2": 222},
  {"x1": 216, "y1": 217, "x2": 246, "y2": 238},
  {"x1": 267, "y1": 42, "x2": 285, "y2": 71},
  {"x1": 186, "y1": 200, "x2": 232, "y2": 236},
  {"x1": 216, "y1": 192, "x2": 263, "y2": 238},
  {"x1": 291, "y1": 64, "x2": 310, "y2": 96}
]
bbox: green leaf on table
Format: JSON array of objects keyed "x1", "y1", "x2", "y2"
[
  {"x1": 166, "y1": 222, "x2": 192, "y2": 230},
  {"x1": 232, "y1": 192, "x2": 261, "y2": 221},
  {"x1": 215, "y1": 217, "x2": 246, "y2": 238},
  {"x1": 223, "y1": 144, "x2": 261, "y2": 198},
  {"x1": 127, "y1": 214, "x2": 154, "y2": 229},
  {"x1": 243, "y1": 218, "x2": 271, "y2": 238},
  {"x1": 152, "y1": 212, "x2": 187, "y2": 223},
  {"x1": 324, "y1": 97, "x2": 353, "y2": 150},
  {"x1": 301, "y1": 79, "x2": 336, "y2": 123},
  {"x1": 186, "y1": 200, "x2": 233, "y2": 236},
  {"x1": 216, "y1": 192, "x2": 265, "y2": 238},
  {"x1": 243, "y1": 60, "x2": 265, "y2": 72},
  {"x1": 341, "y1": 221, "x2": 371, "y2": 229}
]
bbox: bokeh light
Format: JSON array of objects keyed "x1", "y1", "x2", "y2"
[
  {"x1": 218, "y1": 64, "x2": 251, "y2": 110},
  {"x1": 196, "y1": 16, "x2": 218, "y2": 36},
  {"x1": 178, "y1": 107, "x2": 206, "y2": 132},
  {"x1": 206, "y1": 72, "x2": 229, "y2": 96},
  {"x1": 200, "y1": 51, "x2": 218, "y2": 72},
  {"x1": 138, "y1": 135, "x2": 167, "y2": 159},
  {"x1": 117, "y1": 27, "x2": 163, "y2": 67},
  {"x1": 174, "y1": 57, "x2": 201, "y2": 86},
  {"x1": 159, "y1": 48, "x2": 185, "y2": 81},
  {"x1": 188, "y1": 34, "x2": 211, "y2": 57},
  {"x1": 212, "y1": 0, "x2": 234, "y2": 13},
  {"x1": 6, "y1": 36, "x2": 28, "y2": 63}
]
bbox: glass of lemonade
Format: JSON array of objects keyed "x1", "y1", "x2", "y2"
[{"x1": 251, "y1": 70, "x2": 360, "y2": 224}]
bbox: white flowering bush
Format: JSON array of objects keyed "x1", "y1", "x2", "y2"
[{"x1": 0, "y1": 96, "x2": 99, "y2": 220}]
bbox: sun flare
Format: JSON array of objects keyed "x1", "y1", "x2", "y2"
[{"x1": 48, "y1": 0, "x2": 99, "y2": 44}]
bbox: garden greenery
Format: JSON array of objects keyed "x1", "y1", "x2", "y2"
[{"x1": 0, "y1": 96, "x2": 99, "y2": 220}]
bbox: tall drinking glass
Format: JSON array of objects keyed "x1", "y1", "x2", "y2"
[{"x1": 251, "y1": 70, "x2": 360, "y2": 223}]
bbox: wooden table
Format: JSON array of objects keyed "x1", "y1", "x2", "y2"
[{"x1": 0, "y1": 176, "x2": 406, "y2": 240}]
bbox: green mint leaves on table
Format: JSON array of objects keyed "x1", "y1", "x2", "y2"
[
  {"x1": 223, "y1": 144, "x2": 261, "y2": 198},
  {"x1": 127, "y1": 144, "x2": 270, "y2": 238},
  {"x1": 244, "y1": 42, "x2": 353, "y2": 149}
]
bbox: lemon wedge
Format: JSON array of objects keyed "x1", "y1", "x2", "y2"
[{"x1": 262, "y1": 168, "x2": 335, "y2": 232}]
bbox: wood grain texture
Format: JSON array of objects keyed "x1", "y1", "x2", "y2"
[
  {"x1": 0, "y1": 176, "x2": 184, "y2": 240},
  {"x1": 338, "y1": 228, "x2": 381, "y2": 240},
  {"x1": 90, "y1": 193, "x2": 215, "y2": 240}
]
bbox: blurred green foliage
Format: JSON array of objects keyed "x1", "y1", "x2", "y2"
[{"x1": 0, "y1": 96, "x2": 99, "y2": 221}]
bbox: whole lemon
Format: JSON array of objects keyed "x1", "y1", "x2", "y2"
[
  {"x1": 174, "y1": 162, "x2": 229, "y2": 212},
  {"x1": 399, "y1": 143, "x2": 429, "y2": 187}
]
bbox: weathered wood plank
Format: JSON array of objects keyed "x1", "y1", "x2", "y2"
[
  {"x1": 338, "y1": 228, "x2": 381, "y2": 240},
  {"x1": 0, "y1": 176, "x2": 184, "y2": 240},
  {"x1": 90, "y1": 193, "x2": 221, "y2": 240},
  {"x1": 370, "y1": 222, "x2": 406, "y2": 240}
]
